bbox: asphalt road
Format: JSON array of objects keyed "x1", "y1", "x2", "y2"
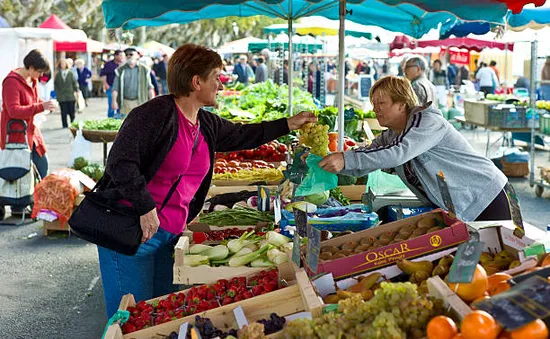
[{"x1": 0, "y1": 97, "x2": 549, "y2": 339}]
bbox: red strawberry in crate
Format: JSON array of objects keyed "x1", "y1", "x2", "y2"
[
  {"x1": 221, "y1": 296, "x2": 233, "y2": 306},
  {"x1": 251, "y1": 285, "x2": 263, "y2": 296},
  {"x1": 122, "y1": 322, "x2": 137, "y2": 333}
]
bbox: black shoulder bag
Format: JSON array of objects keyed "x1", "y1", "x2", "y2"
[{"x1": 69, "y1": 125, "x2": 201, "y2": 255}]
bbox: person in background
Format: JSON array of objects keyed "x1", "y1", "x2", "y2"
[
  {"x1": 96, "y1": 43, "x2": 316, "y2": 318},
  {"x1": 111, "y1": 48, "x2": 155, "y2": 117},
  {"x1": 254, "y1": 57, "x2": 268, "y2": 83},
  {"x1": 447, "y1": 63, "x2": 457, "y2": 89},
  {"x1": 476, "y1": 62, "x2": 499, "y2": 97},
  {"x1": 429, "y1": 59, "x2": 448, "y2": 108},
  {"x1": 274, "y1": 60, "x2": 289, "y2": 85},
  {"x1": 54, "y1": 58, "x2": 79, "y2": 128},
  {"x1": 1, "y1": 49, "x2": 55, "y2": 184},
  {"x1": 249, "y1": 58, "x2": 257, "y2": 74},
  {"x1": 75, "y1": 59, "x2": 92, "y2": 107},
  {"x1": 489, "y1": 61, "x2": 500, "y2": 83},
  {"x1": 404, "y1": 56, "x2": 437, "y2": 108},
  {"x1": 308, "y1": 62, "x2": 321, "y2": 100},
  {"x1": 541, "y1": 57, "x2": 550, "y2": 100},
  {"x1": 232, "y1": 55, "x2": 253, "y2": 85},
  {"x1": 37, "y1": 71, "x2": 51, "y2": 101},
  {"x1": 318, "y1": 76, "x2": 515, "y2": 223},
  {"x1": 100, "y1": 50, "x2": 125, "y2": 118},
  {"x1": 153, "y1": 54, "x2": 169, "y2": 95},
  {"x1": 514, "y1": 76, "x2": 530, "y2": 92},
  {"x1": 456, "y1": 65, "x2": 469, "y2": 87}
]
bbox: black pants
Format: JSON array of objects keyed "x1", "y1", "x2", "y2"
[
  {"x1": 475, "y1": 188, "x2": 513, "y2": 221},
  {"x1": 480, "y1": 86, "x2": 493, "y2": 97},
  {"x1": 60, "y1": 100, "x2": 76, "y2": 128}
]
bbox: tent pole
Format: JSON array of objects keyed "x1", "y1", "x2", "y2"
[
  {"x1": 529, "y1": 38, "x2": 537, "y2": 187},
  {"x1": 337, "y1": 0, "x2": 347, "y2": 151},
  {"x1": 288, "y1": 0, "x2": 294, "y2": 116}
]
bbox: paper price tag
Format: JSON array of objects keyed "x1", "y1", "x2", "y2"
[
  {"x1": 476, "y1": 276, "x2": 550, "y2": 330},
  {"x1": 292, "y1": 234, "x2": 301, "y2": 267},
  {"x1": 447, "y1": 237, "x2": 484, "y2": 283},
  {"x1": 504, "y1": 183, "x2": 525, "y2": 238},
  {"x1": 396, "y1": 204, "x2": 405, "y2": 220},
  {"x1": 293, "y1": 209, "x2": 308, "y2": 237},
  {"x1": 361, "y1": 188, "x2": 375, "y2": 213},
  {"x1": 274, "y1": 192, "x2": 281, "y2": 224},
  {"x1": 306, "y1": 224, "x2": 321, "y2": 273},
  {"x1": 233, "y1": 305, "x2": 249, "y2": 329},
  {"x1": 436, "y1": 171, "x2": 456, "y2": 217},
  {"x1": 178, "y1": 322, "x2": 189, "y2": 339},
  {"x1": 257, "y1": 186, "x2": 270, "y2": 212}
]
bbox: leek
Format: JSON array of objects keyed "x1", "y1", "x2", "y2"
[
  {"x1": 265, "y1": 231, "x2": 290, "y2": 247},
  {"x1": 184, "y1": 255, "x2": 210, "y2": 267},
  {"x1": 233, "y1": 247, "x2": 253, "y2": 257},
  {"x1": 203, "y1": 245, "x2": 229, "y2": 261},
  {"x1": 267, "y1": 248, "x2": 288, "y2": 265},
  {"x1": 228, "y1": 245, "x2": 270, "y2": 267},
  {"x1": 250, "y1": 256, "x2": 275, "y2": 267},
  {"x1": 188, "y1": 244, "x2": 212, "y2": 254},
  {"x1": 227, "y1": 231, "x2": 256, "y2": 253}
]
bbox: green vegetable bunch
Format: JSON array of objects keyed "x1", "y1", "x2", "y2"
[{"x1": 71, "y1": 118, "x2": 123, "y2": 131}]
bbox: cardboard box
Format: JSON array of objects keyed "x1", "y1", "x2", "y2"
[
  {"x1": 105, "y1": 269, "x2": 322, "y2": 339},
  {"x1": 173, "y1": 236, "x2": 296, "y2": 285},
  {"x1": 464, "y1": 99, "x2": 499, "y2": 125},
  {"x1": 304, "y1": 209, "x2": 470, "y2": 280}
]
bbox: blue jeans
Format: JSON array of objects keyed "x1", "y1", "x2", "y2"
[
  {"x1": 97, "y1": 228, "x2": 180, "y2": 318},
  {"x1": 160, "y1": 79, "x2": 168, "y2": 95},
  {"x1": 106, "y1": 87, "x2": 119, "y2": 118}
]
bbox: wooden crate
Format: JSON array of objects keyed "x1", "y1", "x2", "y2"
[
  {"x1": 173, "y1": 236, "x2": 296, "y2": 285},
  {"x1": 427, "y1": 276, "x2": 472, "y2": 321},
  {"x1": 208, "y1": 185, "x2": 277, "y2": 197},
  {"x1": 338, "y1": 185, "x2": 366, "y2": 201},
  {"x1": 105, "y1": 269, "x2": 323, "y2": 339},
  {"x1": 463, "y1": 99, "x2": 499, "y2": 125},
  {"x1": 43, "y1": 219, "x2": 70, "y2": 236},
  {"x1": 211, "y1": 179, "x2": 281, "y2": 187}
]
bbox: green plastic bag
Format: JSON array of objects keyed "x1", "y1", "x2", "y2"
[
  {"x1": 366, "y1": 169, "x2": 409, "y2": 195},
  {"x1": 295, "y1": 154, "x2": 338, "y2": 197}
]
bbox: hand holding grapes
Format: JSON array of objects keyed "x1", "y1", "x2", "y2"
[
  {"x1": 319, "y1": 152, "x2": 345, "y2": 173},
  {"x1": 287, "y1": 111, "x2": 317, "y2": 131}
]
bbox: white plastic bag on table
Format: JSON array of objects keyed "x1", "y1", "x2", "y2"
[{"x1": 68, "y1": 128, "x2": 92, "y2": 167}]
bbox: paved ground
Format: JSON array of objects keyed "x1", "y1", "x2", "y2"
[{"x1": 0, "y1": 97, "x2": 549, "y2": 339}]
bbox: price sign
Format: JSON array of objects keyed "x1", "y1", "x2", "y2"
[
  {"x1": 436, "y1": 171, "x2": 456, "y2": 218},
  {"x1": 292, "y1": 234, "x2": 301, "y2": 267},
  {"x1": 476, "y1": 276, "x2": 550, "y2": 330},
  {"x1": 362, "y1": 188, "x2": 375, "y2": 213},
  {"x1": 293, "y1": 209, "x2": 308, "y2": 237},
  {"x1": 504, "y1": 183, "x2": 525, "y2": 239},
  {"x1": 233, "y1": 305, "x2": 249, "y2": 329},
  {"x1": 274, "y1": 191, "x2": 281, "y2": 224},
  {"x1": 306, "y1": 224, "x2": 321, "y2": 273},
  {"x1": 447, "y1": 233, "x2": 484, "y2": 283},
  {"x1": 177, "y1": 323, "x2": 189, "y2": 339},
  {"x1": 257, "y1": 186, "x2": 270, "y2": 212}
]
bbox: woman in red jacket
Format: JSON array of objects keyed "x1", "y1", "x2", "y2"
[{"x1": 1, "y1": 49, "x2": 56, "y2": 183}]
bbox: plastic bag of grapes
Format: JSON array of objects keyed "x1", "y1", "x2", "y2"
[{"x1": 295, "y1": 154, "x2": 338, "y2": 197}]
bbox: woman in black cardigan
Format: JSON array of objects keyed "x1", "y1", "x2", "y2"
[{"x1": 97, "y1": 43, "x2": 316, "y2": 318}]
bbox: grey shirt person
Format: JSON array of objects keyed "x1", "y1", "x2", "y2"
[
  {"x1": 342, "y1": 105, "x2": 507, "y2": 222},
  {"x1": 112, "y1": 66, "x2": 140, "y2": 100},
  {"x1": 255, "y1": 63, "x2": 268, "y2": 83},
  {"x1": 411, "y1": 75, "x2": 438, "y2": 108}
]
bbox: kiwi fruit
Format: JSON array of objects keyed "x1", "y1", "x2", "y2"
[
  {"x1": 416, "y1": 217, "x2": 437, "y2": 229},
  {"x1": 355, "y1": 244, "x2": 371, "y2": 252},
  {"x1": 360, "y1": 237, "x2": 375, "y2": 246},
  {"x1": 379, "y1": 231, "x2": 396, "y2": 242},
  {"x1": 374, "y1": 239, "x2": 390, "y2": 247},
  {"x1": 337, "y1": 249, "x2": 352, "y2": 256},
  {"x1": 426, "y1": 226, "x2": 444, "y2": 234},
  {"x1": 321, "y1": 246, "x2": 339, "y2": 254},
  {"x1": 392, "y1": 234, "x2": 408, "y2": 243},
  {"x1": 332, "y1": 253, "x2": 346, "y2": 259},
  {"x1": 319, "y1": 252, "x2": 333, "y2": 261},
  {"x1": 342, "y1": 241, "x2": 358, "y2": 251},
  {"x1": 411, "y1": 227, "x2": 430, "y2": 238}
]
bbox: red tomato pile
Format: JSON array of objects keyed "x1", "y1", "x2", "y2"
[
  {"x1": 216, "y1": 141, "x2": 288, "y2": 163},
  {"x1": 122, "y1": 269, "x2": 280, "y2": 333},
  {"x1": 214, "y1": 159, "x2": 276, "y2": 174}
]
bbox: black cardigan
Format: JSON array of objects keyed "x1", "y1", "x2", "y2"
[{"x1": 99, "y1": 95, "x2": 290, "y2": 222}]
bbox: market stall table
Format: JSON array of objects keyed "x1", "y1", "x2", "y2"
[{"x1": 69, "y1": 128, "x2": 117, "y2": 165}]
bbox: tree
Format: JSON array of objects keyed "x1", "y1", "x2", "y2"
[{"x1": 0, "y1": 0, "x2": 57, "y2": 27}]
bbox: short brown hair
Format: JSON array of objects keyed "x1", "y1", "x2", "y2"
[
  {"x1": 24, "y1": 49, "x2": 50, "y2": 73},
  {"x1": 167, "y1": 44, "x2": 223, "y2": 97},
  {"x1": 370, "y1": 76, "x2": 419, "y2": 111}
]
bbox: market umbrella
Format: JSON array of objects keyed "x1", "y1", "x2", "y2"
[
  {"x1": 264, "y1": 16, "x2": 373, "y2": 39},
  {"x1": 439, "y1": 19, "x2": 492, "y2": 39},
  {"x1": 139, "y1": 40, "x2": 176, "y2": 56},
  {"x1": 506, "y1": 7, "x2": 550, "y2": 31}
]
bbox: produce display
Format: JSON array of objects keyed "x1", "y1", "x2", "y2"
[
  {"x1": 298, "y1": 122, "x2": 330, "y2": 156},
  {"x1": 536, "y1": 100, "x2": 550, "y2": 110},
  {"x1": 215, "y1": 141, "x2": 288, "y2": 163},
  {"x1": 322, "y1": 272, "x2": 384, "y2": 304},
  {"x1": 71, "y1": 118, "x2": 123, "y2": 131},
  {"x1": 184, "y1": 231, "x2": 292, "y2": 268},
  {"x1": 71, "y1": 157, "x2": 104, "y2": 182},
  {"x1": 199, "y1": 206, "x2": 274, "y2": 226},
  {"x1": 283, "y1": 282, "x2": 445, "y2": 338},
  {"x1": 200, "y1": 227, "x2": 255, "y2": 242},
  {"x1": 122, "y1": 269, "x2": 280, "y2": 334},
  {"x1": 318, "y1": 214, "x2": 445, "y2": 261},
  {"x1": 165, "y1": 313, "x2": 286, "y2": 339}
]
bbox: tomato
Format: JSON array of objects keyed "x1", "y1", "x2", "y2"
[
  {"x1": 229, "y1": 152, "x2": 238, "y2": 160},
  {"x1": 227, "y1": 160, "x2": 240, "y2": 168},
  {"x1": 278, "y1": 144, "x2": 288, "y2": 153},
  {"x1": 278, "y1": 153, "x2": 287, "y2": 161},
  {"x1": 268, "y1": 163, "x2": 275, "y2": 168},
  {"x1": 228, "y1": 168, "x2": 238, "y2": 173},
  {"x1": 252, "y1": 160, "x2": 268, "y2": 166},
  {"x1": 259, "y1": 144, "x2": 268, "y2": 151},
  {"x1": 240, "y1": 162, "x2": 252, "y2": 168},
  {"x1": 237, "y1": 156, "x2": 245, "y2": 162},
  {"x1": 344, "y1": 143, "x2": 349, "y2": 151},
  {"x1": 243, "y1": 149, "x2": 255, "y2": 159},
  {"x1": 216, "y1": 159, "x2": 227, "y2": 165},
  {"x1": 265, "y1": 145, "x2": 276, "y2": 155}
]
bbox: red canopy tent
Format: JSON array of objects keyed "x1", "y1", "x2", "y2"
[
  {"x1": 38, "y1": 14, "x2": 102, "y2": 52},
  {"x1": 416, "y1": 37, "x2": 514, "y2": 52}
]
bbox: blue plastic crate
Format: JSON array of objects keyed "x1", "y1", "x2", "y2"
[{"x1": 387, "y1": 206, "x2": 435, "y2": 222}]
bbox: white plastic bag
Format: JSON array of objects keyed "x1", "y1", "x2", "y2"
[
  {"x1": 76, "y1": 90, "x2": 86, "y2": 113},
  {"x1": 68, "y1": 128, "x2": 92, "y2": 167}
]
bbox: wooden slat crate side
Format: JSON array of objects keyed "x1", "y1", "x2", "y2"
[{"x1": 427, "y1": 276, "x2": 472, "y2": 321}]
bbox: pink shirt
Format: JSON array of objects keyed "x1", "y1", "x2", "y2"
[{"x1": 146, "y1": 107, "x2": 210, "y2": 234}]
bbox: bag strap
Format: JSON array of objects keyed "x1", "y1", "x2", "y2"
[{"x1": 158, "y1": 123, "x2": 201, "y2": 212}]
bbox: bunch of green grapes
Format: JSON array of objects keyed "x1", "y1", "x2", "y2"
[
  {"x1": 283, "y1": 282, "x2": 444, "y2": 339},
  {"x1": 299, "y1": 122, "x2": 329, "y2": 156}
]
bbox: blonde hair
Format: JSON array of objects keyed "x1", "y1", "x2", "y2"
[
  {"x1": 370, "y1": 76, "x2": 419, "y2": 111},
  {"x1": 75, "y1": 58, "x2": 85, "y2": 66}
]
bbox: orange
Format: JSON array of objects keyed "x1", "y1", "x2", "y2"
[
  {"x1": 540, "y1": 254, "x2": 550, "y2": 267},
  {"x1": 488, "y1": 281, "x2": 511, "y2": 296},
  {"x1": 487, "y1": 273, "x2": 512, "y2": 287},
  {"x1": 427, "y1": 315, "x2": 458, "y2": 339},
  {"x1": 448, "y1": 265, "x2": 489, "y2": 302},
  {"x1": 509, "y1": 319, "x2": 548, "y2": 339},
  {"x1": 461, "y1": 310, "x2": 500, "y2": 339},
  {"x1": 452, "y1": 334, "x2": 464, "y2": 339}
]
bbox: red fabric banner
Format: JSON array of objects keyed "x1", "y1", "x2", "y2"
[{"x1": 450, "y1": 50, "x2": 470, "y2": 65}]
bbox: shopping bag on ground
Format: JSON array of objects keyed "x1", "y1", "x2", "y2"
[
  {"x1": 68, "y1": 127, "x2": 92, "y2": 167},
  {"x1": 366, "y1": 169, "x2": 409, "y2": 195},
  {"x1": 76, "y1": 90, "x2": 85, "y2": 113},
  {"x1": 295, "y1": 154, "x2": 338, "y2": 197}
]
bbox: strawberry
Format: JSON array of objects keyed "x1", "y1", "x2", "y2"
[
  {"x1": 208, "y1": 300, "x2": 219, "y2": 309},
  {"x1": 242, "y1": 291, "x2": 253, "y2": 299},
  {"x1": 221, "y1": 296, "x2": 233, "y2": 305},
  {"x1": 226, "y1": 286, "x2": 238, "y2": 298},
  {"x1": 136, "y1": 300, "x2": 148, "y2": 311},
  {"x1": 263, "y1": 281, "x2": 278, "y2": 293},
  {"x1": 234, "y1": 295, "x2": 244, "y2": 302},
  {"x1": 251, "y1": 285, "x2": 263, "y2": 296},
  {"x1": 122, "y1": 323, "x2": 137, "y2": 333}
]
